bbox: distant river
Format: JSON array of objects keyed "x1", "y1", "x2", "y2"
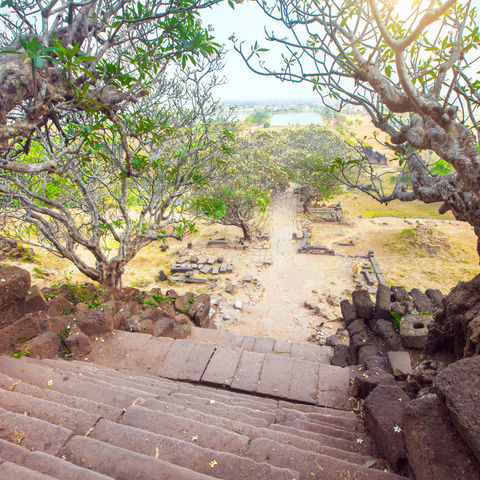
[{"x1": 236, "y1": 112, "x2": 324, "y2": 126}]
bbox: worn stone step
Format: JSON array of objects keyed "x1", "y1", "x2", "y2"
[
  {"x1": 0, "y1": 440, "x2": 114, "y2": 479},
  {"x1": 120, "y1": 405, "x2": 249, "y2": 454},
  {"x1": 0, "y1": 412, "x2": 72, "y2": 456},
  {"x1": 0, "y1": 389, "x2": 100, "y2": 435},
  {"x1": 279, "y1": 418, "x2": 357, "y2": 441},
  {"x1": 282, "y1": 408, "x2": 359, "y2": 430},
  {"x1": 189, "y1": 327, "x2": 333, "y2": 363},
  {"x1": 0, "y1": 372, "x2": 122, "y2": 422},
  {"x1": 0, "y1": 461, "x2": 54, "y2": 480},
  {"x1": 60, "y1": 435, "x2": 216, "y2": 480},
  {"x1": 91, "y1": 418, "x2": 299, "y2": 480},
  {"x1": 248, "y1": 437, "x2": 405, "y2": 480}
]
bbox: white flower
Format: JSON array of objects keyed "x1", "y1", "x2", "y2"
[
  {"x1": 47, "y1": 380, "x2": 53, "y2": 386},
  {"x1": 209, "y1": 460, "x2": 217, "y2": 468},
  {"x1": 356, "y1": 438, "x2": 364, "y2": 444},
  {"x1": 209, "y1": 399, "x2": 215, "y2": 405},
  {"x1": 394, "y1": 425, "x2": 402, "y2": 433},
  {"x1": 192, "y1": 435, "x2": 198, "y2": 442}
]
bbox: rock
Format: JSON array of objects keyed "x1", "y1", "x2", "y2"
[
  {"x1": 233, "y1": 300, "x2": 243, "y2": 310},
  {"x1": 425, "y1": 288, "x2": 444, "y2": 308},
  {"x1": 330, "y1": 344, "x2": 352, "y2": 367},
  {"x1": 125, "y1": 315, "x2": 142, "y2": 332},
  {"x1": 350, "y1": 330, "x2": 371, "y2": 355},
  {"x1": 153, "y1": 317, "x2": 175, "y2": 337},
  {"x1": 217, "y1": 256, "x2": 224, "y2": 263},
  {"x1": 387, "y1": 351, "x2": 412, "y2": 379},
  {"x1": 0, "y1": 265, "x2": 31, "y2": 312},
  {"x1": 64, "y1": 331, "x2": 92, "y2": 357},
  {"x1": 403, "y1": 394, "x2": 480, "y2": 480},
  {"x1": 24, "y1": 285, "x2": 48, "y2": 313},
  {"x1": 406, "y1": 359, "x2": 443, "y2": 395},
  {"x1": 174, "y1": 314, "x2": 190, "y2": 325},
  {"x1": 174, "y1": 292, "x2": 195, "y2": 314},
  {"x1": 75, "y1": 308, "x2": 114, "y2": 336},
  {"x1": 352, "y1": 366, "x2": 396, "y2": 399},
  {"x1": 42, "y1": 315, "x2": 71, "y2": 335},
  {"x1": 187, "y1": 293, "x2": 211, "y2": 328},
  {"x1": 74, "y1": 302, "x2": 89, "y2": 314},
  {"x1": 25, "y1": 331, "x2": 60, "y2": 359},
  {"x1": 346, "y1": 319, "x2": 366, "y2": 337},
  {"x1": 242, "y1": 275, "x2": 254, "y2": 283},
  {"x1": 156, "y1": 270, "x2": 168, "y2": 281},
  {"x1": 157, "y1": 299, "x2": 175, "y2": 317},
  {"x1": 325, "y1": 334, "x2": 341, "y2": 347},
  {"x1": 113, "y1": 312, "x2": 126, "y2": 330},
  {"x1": 435, "y1": 356, "x2": 480, "y2": 463},
  {"x1": 364, "y1": 385, "x2": 409, "y2": 472},
  {"x1": 47, "y1": 296, "x2": 74, "y2": 317},
  {"x1": 357, "y1": 345, "x2": 381, "y2": 367},
  {"x1": 165, "y1": 289, "x2": 179, "y2": 300},
  {"x1": 375, "y1": 319, "x2": 403, "y2": 350},
  {"x1": 340, "y1": 299, "x2": 356, "y2": 325},
  {"x1": 426, "y1": 273, "x2": 480, "y2": 358},
  {"x1": 365, "y1": 355, "x2": 388, "y2": 371},
  {"x1": 0, "y1": 313, "x2": 42, "y2": 351},
  {"x1": 399, "y1": 313, "x2": 433, "y2": 349},
  {"x1": 352, "y1": 289, "x2": 374, "y2": 320},
  {"x1": 392, "y1": 286, "x2": 410, "y2": 303},
  {"x1": 140, "y1": 307, "x2": 161, "y2": 322},
  {"x1": 375, "y1": 284, "x2": 391, "y2": 321},
  {"x1": 326, "y1": 294, "x2": 337, "y2": 307},
  {"x1": 391, "y1": 301, "x2": 407, "y2": 317},
  {"x1": 409, "y1": 288, "x2": 433, "y2": 313},
  {"x1": 136, "y1": 319, "x2": 154, "y2": 335},
  {"x1": 225, "y1": 283, "x2": 235, "y2": 294},
  {"x1": 170, "y1": 324, "x2": 188, "y2": 339}
]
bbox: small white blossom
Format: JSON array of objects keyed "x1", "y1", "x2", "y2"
[
  {"x1": 209, "y1": 399, "x2": 215, "y2": 405},
  {"x1": 356, "y1": 438, "x2": 364, "y2": 444},
  {"x1": 394, "y1": 425, "x2": 402, "y2": 433},
  {"x1": 209, "y1": 460, "x2": 217, "y2": 468}
]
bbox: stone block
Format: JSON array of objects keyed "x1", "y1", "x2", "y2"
[
  {"x1": 400, "y1": 313, "x2": 433, "y2": 349},
  {"x1": 76, "y1": 308, "x2": 114, "y2": 336},
  {"x1": 153, "y1": 317, "x2": 174, "y2": 337},
  {"x1": 425, "y1": 288, "x2": 444, "y2": 308},
  {"x1": 391, "y1": 286, "x2": 410, "y2": 303},
  {"x1": 409, "y1": 288, "x2": 433, "y2": 313},
  {"x1": 364, "y1": 384, "x2": 409, "y2": 471},
  {"x1": 352, "y1": 366, "x2": 396, "y2": 399},
  {"x1": 403, "y1": 394, "x2": 480, "y2": 480},
  {"x1": 174, "y1": 292, "x2": 195, "y2": 314},
  {"x1": 387, "y1": 351, "x2": 412, "y2": 379},
  {"x1": 352, "y1": 289, "x2": 374, "y2": 320},
  {"x1": 375, "y1": 319, "x2": 403, "y2": 350},
  {"x1": 0, "y1": 265, "x2": 30, "y2": 312},
  {"x1": 375, "y1": 283, "x2": 391, "y2": 321},
  {"x1": 357, "y1": 345, "x2": 380, "y2": 367},
  {"x1": 65, "y1": 331, "x2": 92, "y2": 357},
  {"x1": 346, "y1": 319, "x2": 366, "y2": 337},
  {"x1": 26, "y1": 331, "x2": 60, "y2": 359},
  {"x1": 339, "y1": 299, "x2": 356, "y2": 325},
  {"x1": 330, "y1": 344, "x2": 352, "y2": 367}
]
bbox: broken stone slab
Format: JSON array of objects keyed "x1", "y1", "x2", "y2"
[
  {"x1": 387, "y1": 351, "x2": 412, "y2": 379},
  {"x1": 176, "y1": 258, "x2": 187, "y2": 264},
  {"x1": 197, "y1": 258, "x2": 207, "y2": 265},
  {"x1": 435, "y1": 356, "x2": 480, "y2": 463},
  {"x1": 409, "y1": 288, "x2": 433, "y2": 313},
  {"x1": 207, "y1": 258, "x2": 215, "y2": 265},
  {"x1": 226, "y1": 264, "x2": 234, "y2": 273},
  {"x1": 242, "y1": 275, "x2": 254, "y2": 283},
  {"x1": 425, "y1": 288, "x2": 444, "y2": 308},
  {"x1": 352, "y1": 366, "x2": 396, "y2": 399},
  {"x1": 400, "y1": 313, "x2": 433, "y2": 349},
  {"x1": 219, "y1": 265, "x2": 227, "y2": 273},
  {"x1": 375, "y1": 283, "x2": 391, "y2": 321},
  {"x1": 211, "y1": 267, "x2": 219, "y2": 275},
  {"x1": 392, "y1": 286, "x2": 410, "y2": 303},
  {"x1": 199, "y1": 266, "x2": 211, "y2": 275},
  {"x1": 340, "y1": 299, "x2": 356, "y2": 325},
  {"x1": 375, "y1": 319, "x2": 403, "y2": 351},
  {"x1": 403, "y1": 394, "x2": 480, "y2": 480},
  {"x1": 184, "y1": 277, "x2": 207, "y2": 284}
]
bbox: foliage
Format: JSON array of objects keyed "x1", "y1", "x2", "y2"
[
  {"x1": 390, "y1": 311, "x2": 402, "y2": 331},
  {"x1": 244, "y1": 110, "x2": 272, "y2": 126},
  {"x1": 9, "y1": 348, "x2": 29, "y2": 358},
  {"x1": 237, "y1": 0, "x2": 480, "y2": 257}
]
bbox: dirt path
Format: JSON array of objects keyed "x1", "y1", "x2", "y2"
[{"x1": 226, "y1": 191, "x2": 355, "y2": 342}]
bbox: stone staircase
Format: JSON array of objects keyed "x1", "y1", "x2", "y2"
[
  {"x1": 0, "y1": 354, "x2": 406, "y2": 479},
  {"x1": 85, "y1": 327, "x2": 349, "y2": 408}
]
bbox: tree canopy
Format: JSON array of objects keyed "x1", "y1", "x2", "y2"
[{"x1": 236, "y1": 0, "x2": 480, "y2": 256}]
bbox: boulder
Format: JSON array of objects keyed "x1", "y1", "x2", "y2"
[
  {"x1": 352, "y1": 289, "x2": 374, "y2": 320},
  {"x1": 153, "y1": 317, "x2": 175, "y2": 337},
  {"x1": 406, "y1": 359, "x2": 443, "y2": 395},
  {"x1": 0, "y1": 313, "x2": 42, "y2": 352},
  {"x1": 387, "y1": 351, "x2": 412, "y2": 379},
  {"x1": 0, "y1": 265, "x2": 31, "y2": 312},
  {"x1": 399, "y1": 313, "x2": 433, "y2": 349},
  {"x1": 325, "y1": 334, "x2": 344, "y2": 347},
  {"x1": 25, "y1": 331, "x2": 60, "y2": 359},
  {"x1": 352, "y1": 366, "x2": 396, "y2": 399},
  {"x1": 375, "y1": 284, "x2": 391, "y2": 321},
  {"x1": 435, "y1": 356, "x2": 480, "y2": 463},
  {"x1": 340, "y1": 299, "x2": 356, "y2": 325},
  {"x1": 64, "y1": 331, "x2": 92, "y2": 357},
  {"x1": 41, "y1": 315, "x2": 71, "y2": 335},
  {"x1": 357, "y1": 345, "x2": 381, "y2": 367},
  {"x1": 364, "y1": 384, "x2": 409, "y2": 472},
  {"x1": 75, "y1": 308, "x2": 114, "y2": 336},
  {"x1": 409, "y1": 288, "x2": 433, "y2": 313},
  {"x1": 403, "y1": 394, "x2": 480, "y2": 480},
  {"x1": 187, "y1": 293, "x2": 211, "y2": 328},
  {"x1": 125, "y1": 315, "x2": 141, "y2": 332},
  {"x1": 174, "y1": 314, "x2": 190, "y2": 325},
  {"x1": 350, "y1": 330, "x2": 371, "y2": 355},
  {"x1": 135, "y1": 319, "x2": 154, "y2": 335},
  {"x1": 174, "y1": 292, "x2": 195, "y2": 314},
  {"x1": 170, "y1": 324, "x2": 188, "y2": 339},
  {"x1": 346, "y1": 319, "x2": 366, "y2": 337},
  {"x1": 47, "y1": 296, "x2": 73, "y2": 317},
  {"x1": 165, "y1": 289, "x2": 179, "y2": 300},
  {"x1": 391, "y1": 301, "x2": 407, "y2": 317},
  {"x1": 425, "y1": 288, "x2": 444, "y2": 309},
  {"x1": 113, "y1": 312, "x2": 126, "y2": 330},
  {"x1": 140, "y1": 307, "x2": 162, "y2": 322},
  {"x1": 24, "y1": 285, "x2": 48, "y2": 313},
  {"x1": 158, "y1": 300, "x2": 176, "y2": 317},
  {"x1": 330, "y1": 344, "x2": 352, "y2": 367}
]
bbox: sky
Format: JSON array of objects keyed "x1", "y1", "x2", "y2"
[{"x1": 201, "y1": 2, "x2": 321, "y2": 103}]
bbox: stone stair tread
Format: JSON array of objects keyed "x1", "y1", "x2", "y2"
[
  {"x1": 0, "y1": 461, "x2": 55, "y2": 480},
  {"x1": 91, "y1": 418, "x2": 300, "y2": 480},
  {"x1": 60, "y1": 435, "x2": 217, "y2": 480}
]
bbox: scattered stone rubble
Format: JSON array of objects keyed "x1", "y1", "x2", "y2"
[
  {"x1": 328, "y1": 283, "x2": 480, "y2": 479},
  {"x1": 309, "y1": 202, "x2": 344, "y2": 222}
]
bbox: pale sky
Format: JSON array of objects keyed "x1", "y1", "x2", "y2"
[{"x1": 201, "y1": 2, "x2": 321, "y2": 103}]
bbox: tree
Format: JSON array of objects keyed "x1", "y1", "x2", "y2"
[
  {"x1": 192, "y1": 129, "x2": 288, "y2": 240},
  {"x1": 235, "y1": 0, "x2": 480, "y2": 256},
  {"x1": 0, "y1": 0, "x2": 222, "y2": 174},
  {"x1": 0, "y1": 41, "x2": 232, "y2": 288}
]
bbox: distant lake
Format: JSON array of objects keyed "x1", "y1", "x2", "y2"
[{"x1": 236, "y1": 112, "x2": 324, "y2": 126}]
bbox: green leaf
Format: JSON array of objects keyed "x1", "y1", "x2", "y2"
[{"x1": 363, "y1": 460, "x2": 377, "y2": 468}]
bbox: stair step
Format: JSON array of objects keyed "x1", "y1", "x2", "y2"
[
  {"x1": 0, "y1": 461, "x2": 54, "y2": 480},
  {"x1": 60, "y1": 435, "x2": 216, "y2": 480},
  {"x1": 91, "y1": 418, "x2": 299, "y2": 480}
]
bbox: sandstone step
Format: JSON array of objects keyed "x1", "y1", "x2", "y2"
[
  {"x1": 91, "y1": 418, "x2": 299, "y2": 480},
  {"x1": 120, "y1": 404, "x2": 250, "y2": 454},
  {"x1": 0, "y1": 439, "x2": 114, "y2": 479},
  {"x1": 0, "y1": 389, "x2": 100, "y2": 435},
  {"x1": 189, "y1": 326, "x2": 333, "y2": 363},
  {"x1": 248, "y1": 437, "x2": 405, "y2": 480},
  {"x1": 0, "y1": 461, "x2": 54, "y2": 480},
  {"x1": 60, "y1": 435, "x2": 217, "y2": 480}
]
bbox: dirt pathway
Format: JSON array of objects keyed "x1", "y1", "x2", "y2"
[{"x1": 226, "y1": 191, "x2": 355, "y2": 342}]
